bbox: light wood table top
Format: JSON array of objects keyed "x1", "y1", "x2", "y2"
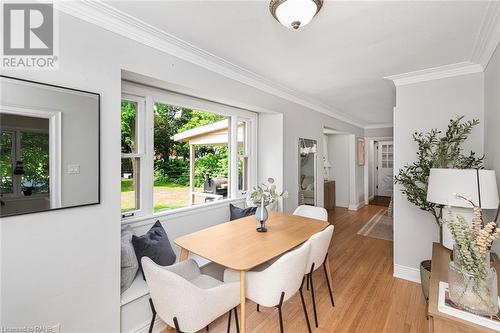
[
  {"x1": 175, "y1": 211, "x2": 329, "y2": 271},
  {"x1": 175, "y1": 211, "x2": 330, "y2": 333},
  {"x1": 428, "y1": 242, "x2": 500, "y2": 333}
]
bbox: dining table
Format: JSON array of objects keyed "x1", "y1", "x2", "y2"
[{"x1": 174, "y1": 211, "x2": 330, "y2": 333}]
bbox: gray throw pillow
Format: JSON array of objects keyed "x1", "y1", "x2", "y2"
[
  {"x1": 230, "y1": 203, "x2": 257, "y2": 221},
  {"x1": 121, "y1": 226, "x2": 139, "y2": 293},
  {"x1": 132, "y1": 221, "x2": 177, "y2": 277}
]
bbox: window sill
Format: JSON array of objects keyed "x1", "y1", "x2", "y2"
[{"x1": 121, "y1": 197, "x2": 246, "y2": 226}]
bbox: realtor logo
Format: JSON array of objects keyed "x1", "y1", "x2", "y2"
[{"x1": 2, "y1": 2, "x2": 58, "y2": 69}]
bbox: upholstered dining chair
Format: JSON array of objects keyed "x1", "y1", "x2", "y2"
[
  {"x1": 303, "y1": 225, "x2": 335, "y2": 327},
  {"x1": 293, "y1": 205, "x2": 328, "y2": 221},
  {"x1": 293, "y1": 205, "x2": 335, "y2": 327},
  {"x1": 142, "y1": 257, "x2": 241, "y2": 333},
  {"x1": 224, "y1": 241, "x2": 312, "y2": 333}
]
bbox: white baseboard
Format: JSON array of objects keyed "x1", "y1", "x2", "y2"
[
  {"x1": 131, "y1": 317, "x2": 166, "y2": 333},
  {"x1": 348, "y1": 201, "x2": 366, "y2": 211},
  {"x1": 336, "y1": 202, "x2": 349, "y2": 208},
  {"x1": 393, "y1": 264, "x2": 421, "y2": 284}
]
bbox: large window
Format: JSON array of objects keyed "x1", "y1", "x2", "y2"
[{"x1": 121, "y1": 84, "x2": 257, "y2": 219}]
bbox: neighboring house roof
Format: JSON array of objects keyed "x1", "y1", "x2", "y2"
[{"x1": 173, "y1": 119, "x2": 245, "y2": 146}]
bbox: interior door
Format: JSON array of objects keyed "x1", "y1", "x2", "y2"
[{"x1": 376, "y1": 141, "x2": 394, "y2": 197}]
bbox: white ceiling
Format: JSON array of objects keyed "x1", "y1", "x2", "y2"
[{"x1": 108, "y1": 0, "x2": 490, "y2": 126}]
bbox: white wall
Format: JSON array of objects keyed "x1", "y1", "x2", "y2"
[
  {"x1": 353, "y1": 135, "x2": 365, "y2": 207},
  {"x1": 328, "y1": 134, "x2": 350, "y2": 207},
  {"x1": 364, "y1": 127, "x2": 394, "y2": 138},
  {"x1": 367, "y1": 139, "x2": 376, "y2": 198},
  {"x1": 0, "y1": 12, "x2": 364, "y2": 332},
  {"x1": 393, "y1": 72, "x2": 484, "y2": 281},
  {"x1": 258, "y1": 113, "x2": 284, "y2": 209},
  {"x1": 484, "y1": 43, "x2": 500, "y2": 254}
]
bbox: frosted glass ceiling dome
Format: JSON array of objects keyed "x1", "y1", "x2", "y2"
[{"x1": 270, "y1": 0, "x2": 323, "y2": 30}]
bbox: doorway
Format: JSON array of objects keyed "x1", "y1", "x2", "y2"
[{"x1": 371, "y1": 140, "x2": 393, "y2": 206}]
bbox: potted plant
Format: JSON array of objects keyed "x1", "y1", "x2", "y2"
[
  {"x1": 394, "y1": 116, "x2": 484, "y2": 303},
  {"x1": 248, "y1": 178, "x2": 288, "y2": 232}
]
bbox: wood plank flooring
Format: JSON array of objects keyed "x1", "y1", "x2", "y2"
[{"x1": 163, "y1": 205, "x2": 427, "y2": 333}]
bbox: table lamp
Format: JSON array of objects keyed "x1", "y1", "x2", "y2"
[{"x1": 427, "y1": 168, "x2": 499, "y2": 250}]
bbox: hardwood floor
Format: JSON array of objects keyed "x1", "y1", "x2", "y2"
[
  {"x1": 164, "y1": 205, "x2": 427, "y2": 333},
  {"x1": 368, "y1": 196, "x2": 392, "y2": 207}
]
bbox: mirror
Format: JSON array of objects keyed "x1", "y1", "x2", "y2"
[
  {"x1": 298, "y1": 138, "x2": 317, "y2": 206},
  {"x1": 0, "y1": 76, "x2": 100, "y2": 217}
]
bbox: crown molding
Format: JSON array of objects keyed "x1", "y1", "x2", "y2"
[
  {"x1": 471, "y1": 1, "x2": 500, "y2": 69},
  {"x1": 384, "y1": 62, "x2": 483, "y2": 87},
  {"x1": 56, "y1": 0, "x2": 365, "y2": 128},
  {"x1": 364, "y1": 123, "x2": 393, "y2": 129}
]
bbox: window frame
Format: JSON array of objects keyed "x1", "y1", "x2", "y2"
[
  {"x1": 121, "y1": 82, "x2": 258, "y2": 222},
  {"x1": 121, "y1": 94, "x2": 149, "y2": 218}
]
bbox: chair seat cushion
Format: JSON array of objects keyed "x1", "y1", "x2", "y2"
[{"x1": 190, "y1": 274, "x2": 223, "y2": 289}]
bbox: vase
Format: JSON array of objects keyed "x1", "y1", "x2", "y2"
[
  {"x1": 255, "y1": 206, "x2": 268, "y2": 232},
  {"x1": 448, "y1": 251, "x2": 498, "y2": 316}
]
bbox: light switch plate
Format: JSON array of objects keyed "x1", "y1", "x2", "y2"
[{"x1": 67, "y1": 164, "x2": 80, "y2": 174}]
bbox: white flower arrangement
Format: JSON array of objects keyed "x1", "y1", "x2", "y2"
[{"x1": 248, "y1": 178, "x2": 288, "y2": 206}]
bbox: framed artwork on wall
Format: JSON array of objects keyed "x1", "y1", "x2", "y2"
[{"x1": 357, "y1": 138, "x2": 365, "y2": 166}]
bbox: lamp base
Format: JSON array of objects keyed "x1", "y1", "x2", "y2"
[{"x1": 443, "y1": 207, "x2": 475, "y2": 250}]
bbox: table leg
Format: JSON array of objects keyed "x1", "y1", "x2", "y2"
[
  {"x1": 324, "y1": 255, "x2": 334, "y2": 295},
  {"x1": 240, "y1": 270, "x2": 247, "y2": 333},
  {"x1": 179, "y1": 247, "x2": 189, "y2": 262}
]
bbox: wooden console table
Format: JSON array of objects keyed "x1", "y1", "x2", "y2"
[{"x1": 428, "y1": 242, "x2": 500, "y2": 333}]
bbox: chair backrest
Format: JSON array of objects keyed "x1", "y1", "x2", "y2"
[
  {"x1": 293, "y1": 205, "x2": 328, "y2": 221},
  {"x1": 305, "y1": 225, "x2": 334, "y2": 274},
  {"x1": 249, "y1": 241, "x2": 310, "y2": 306},
  {"x1": 142, "y1": 258, "x2": 202, "y2": 328}
]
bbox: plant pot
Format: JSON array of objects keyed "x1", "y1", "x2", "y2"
[
  {"x1": 255, "y1": 206, "x2": 268, "y2": 232},
  {"x1": 420, "y1": 260, "x2": 432, "y2": 304},
  {"x1": 23, "y1": 187, "x2": 33, "y2": 196}
]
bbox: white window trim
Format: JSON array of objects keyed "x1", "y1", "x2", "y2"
[
  {"x1": 121, "y1": 82, "x2": 258, "y2": 222},
  {"x1": 0, "y1": 104, "x2": 62, "y2": 208},
  {"x1": 121, "y1": 94, "x2": 148, "y2": 218}
]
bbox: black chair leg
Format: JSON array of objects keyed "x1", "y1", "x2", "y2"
[
  {"x1": 275, "y1": 292, "x2": 285, "y2": 333},
  {"x1": 299, "y1": 277, "x2": 312, "y2": 333},
  {"x1": 148, "y1": 298, "x2": 156, "y2": 333},
  {"x1": 227, "y1": 309, "x2": 232, "y2": 333},
  {"x1": 306, "y1": 275, "x2": 310, "y2": 290},
  {"x1": 323, "y1": 255, "x2": 335, "y2": 307},
  {"x1": 206, "y1": 325, "x2": 209, "y2": 331},
  {"x1": 257, "y1": 304, "x2": 260, "y2": 312},
  {"x1": 309, "y1": 264, "x2": 319, "y2": 328},
  {"x1": 234, "y1": 307, "x2": 240, "y2": 333},
  {"x1": 173, "y1": 317, "x2": 182, "y2": 333}
]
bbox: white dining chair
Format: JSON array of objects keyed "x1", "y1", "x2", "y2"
[
  {"x1": 293, "y1": 205, "x2": 328, "y2": 221},
  {"x1": 304, "y1": 225, "x2": 335, "y2": 328},
  {"x1": 224, "y1": 241, "x2": 312, "y2": 333},
  {"x1": 142, "y1": 257, "x2": 241, "y2": 333}
]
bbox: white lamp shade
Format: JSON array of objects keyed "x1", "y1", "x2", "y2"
[
  {"x1": 275, "y1": 0, "x2": 319, "y2": 29},
  {"x1": 427, "y1": 168, "x2": 499, "y2": 209}
]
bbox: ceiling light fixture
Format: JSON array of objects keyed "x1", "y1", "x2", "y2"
[{"x1": 270, "y1": 0, "x2": 323, "y2": 30}]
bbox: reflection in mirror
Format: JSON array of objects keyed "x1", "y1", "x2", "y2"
[
  {"x1": 298, "y1": 138, "x2": 317, "y2": 206},
  {"x1": 0, "y1": 76, "x2": 100, "y2": 217}
]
